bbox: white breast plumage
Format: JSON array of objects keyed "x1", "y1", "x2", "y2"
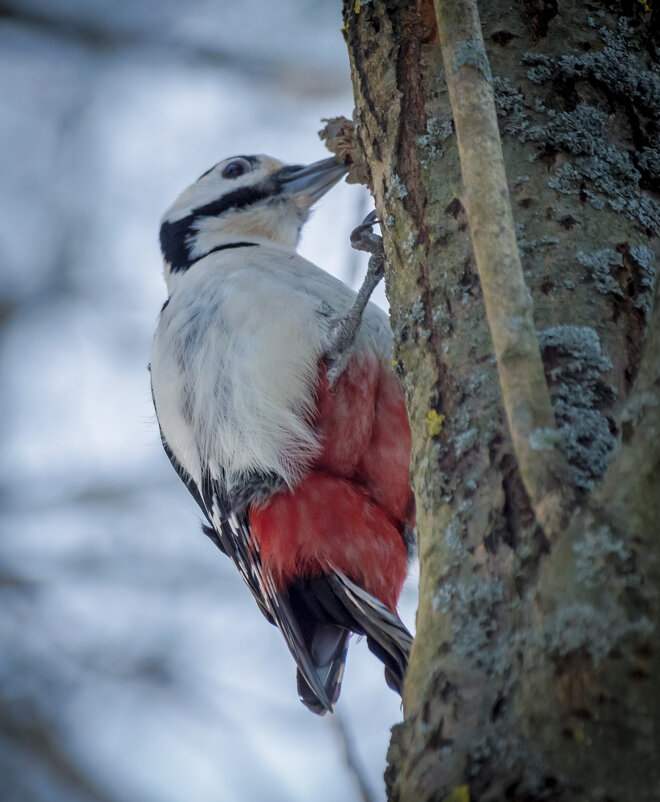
[{"x1": 151, "y1": 241, "x2": 392, "y2": 488}]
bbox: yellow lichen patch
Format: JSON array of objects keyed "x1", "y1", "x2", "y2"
[
  {"x1": 354, "y1": 0, "x2": 361, "y2": 12},
  {"x1": 442, "y1": 786, "x2": 470, "y2": 802},
  {"x1": 636, "y1": 0, "x2": 651, "y2": 11},
  {"x1": 426, "y1": 409, "x2": 445, "y2": 436}
]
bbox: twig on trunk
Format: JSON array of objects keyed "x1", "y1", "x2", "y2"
[{"x1": 433, "y1": 0, "x2": 574, "y2": 539}]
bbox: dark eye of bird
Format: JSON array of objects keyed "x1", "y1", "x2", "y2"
[{"x1": 222, "y1": 161, "x2": 247, "y2": 179}]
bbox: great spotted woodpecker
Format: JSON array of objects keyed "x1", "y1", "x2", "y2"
[{"x1": 151, "y1": 154, "x2": 414, "y2": 714}]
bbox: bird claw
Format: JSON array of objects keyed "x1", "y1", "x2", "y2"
[
  {"x1": 325, "y1": 212, "x2": 386, "y2": 386},
  {"x1": 350, "y1": 210, "x2": 383, "y2": 257},
  {"x1": 351, "y1": 209, "x2": 385, "y2": 291}
]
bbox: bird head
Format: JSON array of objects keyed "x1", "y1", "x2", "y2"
[{"x1": 159, "y1": 154, "x2": 348, "y2": 279}]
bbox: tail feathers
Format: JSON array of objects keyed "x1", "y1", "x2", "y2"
[
  {"x1": 296, "y1": 625, "x2": 350, "y2": 715},
  {"x1": 326, "y1": 572, "x2": 412, "y2": 695},
  {"x1": 268, "y1": 579, "x2": 350, "y2": 714},
  {"x1": 284, "y1": 573, "x2": 412, "y2": 713}
]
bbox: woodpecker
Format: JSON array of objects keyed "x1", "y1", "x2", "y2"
[{"x1": 151, "y1": 153, "x2": 414, "y2": 714}]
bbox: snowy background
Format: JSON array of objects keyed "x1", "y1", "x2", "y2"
[{"x1": 0, "y1": 2, "x2": 417, "y2": 800}]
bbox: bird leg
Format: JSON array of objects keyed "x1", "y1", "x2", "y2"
[{"x1": 326, "y1": 211, "x2": 384, "y2": 385}]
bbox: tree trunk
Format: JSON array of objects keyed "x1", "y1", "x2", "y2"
[{"x1": 334, "y1": 1, "x2": 660, "y2": 799}]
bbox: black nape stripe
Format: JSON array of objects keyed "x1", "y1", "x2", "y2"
[
  {"x1": 195, "y1": 241, "x2": 259, "y2": 260},
  {"x1": 160, "y1": 215, "x2": 195, "y2": 273}
]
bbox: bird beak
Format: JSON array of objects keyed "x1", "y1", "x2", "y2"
[{"x1": 277, "y1": 158, "x2": 348, "y2": 206}]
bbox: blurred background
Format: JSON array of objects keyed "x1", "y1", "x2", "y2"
[{"x1": 0, "y1": 1, "x2": 418, "y2": 800}]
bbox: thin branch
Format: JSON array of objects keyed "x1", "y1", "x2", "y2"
[
  {"x1": 433, "y1": 0, "x2": 574, "y2": 539},
  {"x1": 330, "y1": 713, "x2": 380, "y2": 802}
]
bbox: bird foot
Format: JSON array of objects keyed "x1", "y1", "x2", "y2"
[
  {"x1": 349, "y1": 209, "x2": 384, "y2": 257},
  {"x1": 325, "y1": 212, "x2": 384, "y2": 386}
]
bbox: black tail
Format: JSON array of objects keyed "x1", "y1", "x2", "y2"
[{"x1": 280, "y1": 572, "x2": 413, "y2": 714}]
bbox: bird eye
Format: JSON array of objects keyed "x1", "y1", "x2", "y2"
[{"x1": 222, "y1": 159, "x2": 249, "y2": 179}]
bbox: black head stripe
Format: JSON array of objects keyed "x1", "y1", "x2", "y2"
[
  {"x1": 161, "y1": 180, "x2": 278, "y2": 272},
  {"x1": 191, "y1": 184, "x2": 273, "y2": 218}
]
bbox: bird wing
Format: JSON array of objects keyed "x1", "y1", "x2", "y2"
[
  {"x1": 197, "y1": 471, "x2": 275, "y2": 624},
  {"x1": 157, "y1": 412, "x2": 354, "y2": 712},
  {"x1": 159, "y1": 433, "x2": 213, "y2": 527},
  {"x1": 202, "y1": 471, "x2": 348, "y2": 712}
]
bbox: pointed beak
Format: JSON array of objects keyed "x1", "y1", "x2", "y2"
[{"x1": 276, "y1": 157, "x2": 348, "y2": 206}]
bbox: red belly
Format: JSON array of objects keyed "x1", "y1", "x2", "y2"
[{"x1": 250, "y1": 352, "x2": 414, "y2": 612}]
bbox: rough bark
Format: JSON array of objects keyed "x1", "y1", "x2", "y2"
[{"x1": 333, "y1": 1, "x2": 660, "y2": 799}]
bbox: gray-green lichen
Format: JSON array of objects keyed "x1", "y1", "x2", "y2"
[
  {"x1": 577, "y1": 248, "x2": 624, "y2": 297},
  {"x1": 494, "y1": 19, "x2": 660, "y2": 234},
  {"x1": 541, "y1": 601, "x2": 652, "y2": 665},
  {"x1": 556, "y1": 19, "x2": 660, "y2": 119},
  {"x1": 523, "y1": 19, "x2": 660, "y2": 115},
  {"x1": 529, "y1": 427, "x2": 563, "y2": 451},
  {"x1": 524, "y1": 104, "x2": 609, "y2": 158},
  {"x1": 454, "y1": 427, "x2": 479, "y2": 458},
  {"x1": 493, "y1": 76, "x2": 528, "y2": 135},
  {"x1": 548, "y1": 152, "x2": 660, "y2": 232},
  {"x1": 434, "y1": 576, "x2": 504, "y2": 664},
  {"x1": 515, "y1": 221, "x2": 559, "y2": 256},
  {"x1": 450, "y1": 402, "x2": 485, "y2": 461},
  {"x1": 542, "y1": 521, "x2": 650, "y2": 667},
  {"x1": 391, "y1": 299, "x2": 427, "y2": 344},
  {"x1": 538, "y1": 326, "x2": 616, "y2": 490},
  {"x1": 444, "y1": 518, "x2": 470, "y2": 563},
  {"x1": 402, "y1": 231, "x2": 416, "y2": 261},
  {"x1": 453, "y1": 39, "x2": 492, "y2": 84},
  {"x1": 638, "y1": 145, "x2": 660, "y2": 183},
  {"x1": 523, "y1": 52, "x2": 553, "y2": 85},
  {"x1": 431, "y1": 302, "x2": 452, "y2": 338},
  {"x1": 387, "y1": 173, "x2": 408, "y2": 200},
  {"x1": 572, "y1": 525, "x2": 632, "y2": 590},
  {"x1": 628, "y1": 244, "x2": 657, "y2": 318},
  {"x1": 418, "y1": 117, "x2": 453, "y2": 169}
]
